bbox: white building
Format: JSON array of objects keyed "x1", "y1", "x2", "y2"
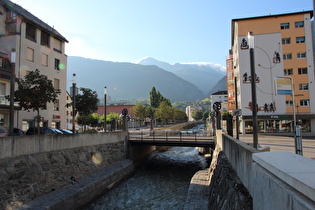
[{"x1": 186, "y1": 105, "x2": 202, "y2": 121}]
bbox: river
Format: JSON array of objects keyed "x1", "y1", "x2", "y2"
[{"x1": 85, "y1": 147, "x2": 208, "y2": 210}]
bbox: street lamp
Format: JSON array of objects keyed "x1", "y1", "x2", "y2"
[
  {"x1": 248, "y1": 32, "x2": 258, "y2": 148},
  {"x1": 104, "y1": 86, "x2": 107, "y2": 132},
  {"x1": 72, "y1": 73, "x2": 76, "y2": 133},
  {"x1": 9, "y1": 49, "x2": 16, "y2": 136}
]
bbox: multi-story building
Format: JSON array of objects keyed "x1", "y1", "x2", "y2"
[
  {"x1": 210, "y1": 90, "x2": 228, "y2": 113},
  {"x1": 0, "y1": 0, "x2": 68, "y2": 130},
  {"x1": 229, "y1": 11, "x2": 315, "y2": 134},
  {"x1": 186, "y1": 105, "x2": 202, "y2": 121}
]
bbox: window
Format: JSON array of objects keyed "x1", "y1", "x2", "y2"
[
  {"x1": 25, "y1": 22, "x2": 36, "y2": 42},
  {"x1": 296, "y1": 37, "x2": 305, "y2": 43},
  {"x1": 53, "y1": 38, "x2": 62, "y2": 53},
  {"x1": 297, "y1": 52, "x2": 306, "y2": 59},
  {"x1": 54, "y1": 78, "x2": 60, "y2": 91},
  {"x1": 54, "y1": 58, "x2": 60, "y2": 70},
  {"x1": 284, "y1": 68, "x2": 293, "y2": 75},
  {"x1": 0, "y1": 57, "x2": 3, "y2": 68},
  {"x1": 41, "y1": 31, "x2": 50, "y2": 47},
  {"x1": 283, "y1": 53, "x2": 292, "y2": 60},
  {"x1": 6, "y1": 11, "x2": 16, "y2": 21},
  {"x1": 282, "y1": 38, "x2": 291, "y2": 45},
  {"x1": 280, "y1": 23, "x2": 290, "y2": 29},
  {"x1": 286, "y1": 100, "x2": 293, "y2": 107},
  {"x1": 41, "y1": 53, "x2": 48, "y2": 66},
  {"x1": 300, "y1": 99, "x2": 310, "y2": 107},
  {"x1": 299, "y1": 84, "x2": 309, "y2": 90},
  {"x1": 298, "y1": 68, "x2": 307, "y2": 75},
  {"x1": 53, "y1": 99, "x2": 59, "y2": 111},
  {"x1": 295, "y1": 21, "x2": 304, "y2": 28},
  {"x1": 27, "y1": 48, "x2": 34, "y2": 62}
]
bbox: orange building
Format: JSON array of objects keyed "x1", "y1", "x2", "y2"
[{"x1": 229, "y1": 11, "x2": 315, "y2": 134}]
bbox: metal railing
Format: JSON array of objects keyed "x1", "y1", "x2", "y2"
[{"x1": 129, "y1": 130, "x2": 214, "y2": 142}]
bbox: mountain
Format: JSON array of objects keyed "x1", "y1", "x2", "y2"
[
  {"x1": 208, "y1": 76, "x2": 227, "y2": 96},
  {"x1": 67, "y1": 56, "x2": 205, "y2": 102},
  {"x1": 137, "y1": 57, "x2": 225, "y2": 95}
]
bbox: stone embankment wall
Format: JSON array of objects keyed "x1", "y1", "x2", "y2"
[
  {"x1": 184, "y1": 142, "x2": 252, "y2": 210},
  {"x1": 0, "y1": 132, "x2": 127, "y2": 209}
]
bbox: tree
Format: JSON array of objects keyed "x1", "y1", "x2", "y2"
[
  {"x1": 203, "y1": 111, "x2": 210, "y2": 121},
  {"x1": 191, "y1": 109, "x2": 203, "y2": 121},
  {"x1": 130, "y1": 103, "x2": 148, "y2": 120},
  {"x1": 150, "y1": 87, "x2": 160, "y2": 108},
  {"x1": 155, "y1": 101, "x2": 174, "y2": 124},
  {"x1": 13, "y1": 69, "x2": 60, "y2": 133},
  {"x1": 75, "y1": 88, "x2": 99, "y2": 130},
  {"x1": 150, "y1": 86, "x2": 171, "y2": 108}
]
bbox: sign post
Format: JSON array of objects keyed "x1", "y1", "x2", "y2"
[{"x1": 275, "y1": 76, "x2": 302, "y2": 155}]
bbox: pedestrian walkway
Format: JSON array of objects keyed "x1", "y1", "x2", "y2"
[{"x1": 239, "y1": 134, "x2": 315, "y2": 159}]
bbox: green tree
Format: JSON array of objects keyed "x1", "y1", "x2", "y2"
[
  {"x1": 149, "y1": 86, "x2": 160, "y2": 108},
  {"x1": 150, "y1": 86, "x2": 171, "y2": 108},
  {"x1": 130, "y1": 103, "x2": 148, "y2": 120},
  {"x1": 172, "y1": 108, "x2": 188, "y2": 122},
  {"x1": 203, "y1": 111, "x2": 210, "y2": 120},
  {"x1": 13, "y1": 69, "x2": 60, "y2": 133},
  {"x1": 155, "y1": 101, "x2": 173, "y2": 124},
  {"x1": 221, "y1": 112, "x2": 232, "y2": 120},
  {"x1": 75, "y1": 88, "x2": 99, "y2": 129},
  {"x1": 191, "y1": 109, "x2": 203, "y2": 121}
]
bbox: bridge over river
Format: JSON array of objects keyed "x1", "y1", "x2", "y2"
[{"x1": 128, "y1": 130, "x2": 215, "y2": 147}]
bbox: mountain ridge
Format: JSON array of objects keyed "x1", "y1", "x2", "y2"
[{"x1": 67, "y1": 56, "x2": 206, "y2": 102}]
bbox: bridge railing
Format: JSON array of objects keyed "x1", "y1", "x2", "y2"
[{"x1": 128, "y1": 130, "x2": 214, "y2": 142}]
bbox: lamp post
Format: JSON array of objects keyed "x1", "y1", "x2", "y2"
[
  {"x1": 104, "y1": 86, "x2": 107, "y2": 132},
  {"x1": 248, "y1": 32, "x2": 258, "y2": 148},
  {"x1": 9, "y1": 49, "x2": 16, "y2": 136},
  {"x1": 72, "y1": 73, "x2": 76, "y2": 133}
]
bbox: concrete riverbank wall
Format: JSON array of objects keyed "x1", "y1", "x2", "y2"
[
  {"x1": 0, "y1": 132, "x2": 128, "y2": 209},
  {"x1": 213, "y1": 130, "x2": 315, "y2": 210}
]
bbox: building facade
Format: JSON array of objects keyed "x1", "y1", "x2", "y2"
[
  {"x1": 0, "y1": 0, "x2": 68, "y2": 130},
  {"x1": 186, "y1": 105, "x2": 202, "y2": 121},
  {"x1": 229, "y1": 11, "x2": 315, "y2": 134},
  {"x1": 210, "y1": 91, "x2": 228, "y2": 113}
]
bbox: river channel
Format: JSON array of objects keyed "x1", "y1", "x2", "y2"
[{"x1": 85, "y1": 146, "x2": 208, "y2": 210}]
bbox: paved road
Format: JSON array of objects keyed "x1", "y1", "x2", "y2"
[{"x1": 239, "y1": 134, "x2": 315, "y2": 159}]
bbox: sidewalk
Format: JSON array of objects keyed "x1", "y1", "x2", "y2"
[{"x1": 238, "y1": 134, "x2": 315, "y2": 159}]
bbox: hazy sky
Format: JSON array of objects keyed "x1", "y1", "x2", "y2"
[{"x1": 11, "y1": 0, "x2": 313, "y2": 67}]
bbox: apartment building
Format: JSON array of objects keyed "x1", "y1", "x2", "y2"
[
  {"x1": 0, "y1": 0, "x2": 68, "y2": 130},
  {"x1": 229, "y1": 11, "x2": 315, "y2": 134}
]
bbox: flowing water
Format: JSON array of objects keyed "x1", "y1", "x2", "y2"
[{"x1": 85, "y1": 147, "x2": 207, "y2": 210}]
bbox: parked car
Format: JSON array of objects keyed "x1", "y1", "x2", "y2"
[
  {"x1": 0, "y1": 127, "x2": 25, "y2": 136},
  {"x1": 11, "y1": 128, "x2": 25, "y2": 136},
  {"x1": 59, "y1": 129, "x2": 73, "y2": 134},
  {"x1": 26, "y1": 127, "x2": 62, "y2": 135}
]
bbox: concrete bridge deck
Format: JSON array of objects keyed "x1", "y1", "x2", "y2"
[{"x1": 128, "y1": 130, "x2": 215, "y2": 147}]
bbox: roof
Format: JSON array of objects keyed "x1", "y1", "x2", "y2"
[
  {"x1": 211, "y1": 91, "x2": 227, "y2": 95},
  {"x1": 0, "y1": 0, "x2": 68, "y2": 42},
  {"x1": 232, "y1": 10, "x2": 313, "y2": 22}
]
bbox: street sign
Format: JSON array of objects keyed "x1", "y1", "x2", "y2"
[{"x1": 275, "y1": 77, "x2": 292, "y2": 95}]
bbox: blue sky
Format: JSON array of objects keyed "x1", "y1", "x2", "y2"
[{"x1": 12, "y1": 0, "x2": 313, "y2": 67}]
